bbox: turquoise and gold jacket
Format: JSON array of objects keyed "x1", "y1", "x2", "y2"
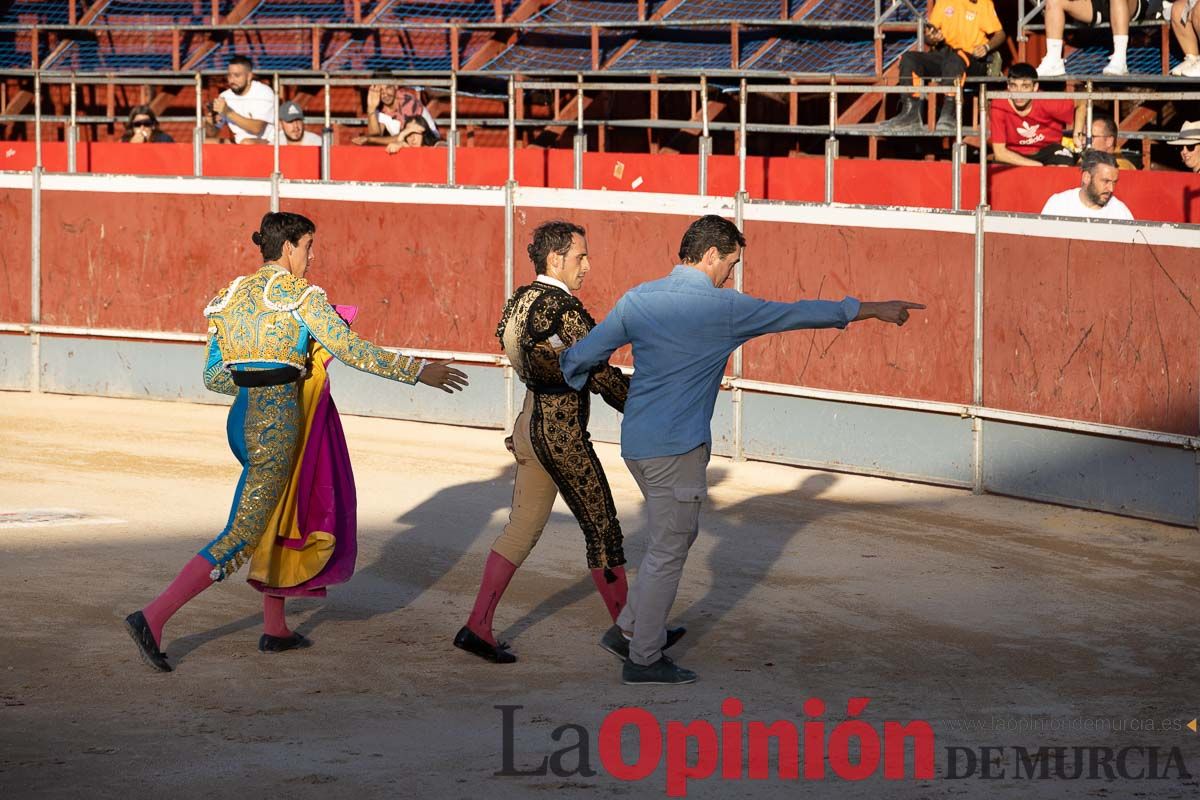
[{"x1": 203, "y1": 264, "x2": 425, "y2": 395}]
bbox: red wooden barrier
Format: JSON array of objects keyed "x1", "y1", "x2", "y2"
[
  {"x1": 278, "y1": 197, "x2": 507, "y2": 353},
  {"x1": 984, "y1": 233, "x2": 1199, "y2": 435},
  {"x1": 0, "y1": 188, "x2": 32, "y2": 323},
  {"x1": 39, "y1": 191, "x2": 268, "y2": 331},
  {"x1": 741, "y1": 221, "x2": 975, "y2": 404}
]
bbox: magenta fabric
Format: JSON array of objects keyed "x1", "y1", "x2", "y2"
[{"x1": 247, "y1": 304, "x2": 359, "y2": 598}]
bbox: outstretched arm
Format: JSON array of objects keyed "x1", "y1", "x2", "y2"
[
  {"x1": 730, "y1": 294, "x2": 862, "y2": 343},
  {"x1": 296, "y1": 292, "x2": 466, "y2": 391},
  {"x1": 560, "y1": 300, "x2": 631, "y2": 392}
]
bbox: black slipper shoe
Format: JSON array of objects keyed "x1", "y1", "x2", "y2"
[
  {"x1": 453, "y1": 626, "x2": 517, "y2": 664},
  {"x1": 124, "y1": 611, "x2": 172, "y2": 673},
  {"x1": 258, "y1": 632, "x2": 313, "y2": 653}
]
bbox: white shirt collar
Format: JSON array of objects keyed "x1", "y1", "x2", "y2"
[{"x1": 535, "y1": 274, "x2": 572, "y2": 296}]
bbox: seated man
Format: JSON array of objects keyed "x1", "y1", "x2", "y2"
[
  {"x1": 882, "y1": 0, "x2": 1006, "y2": 129},
  {"x1": 1041, "y1": 150, "x2": 1134, "y2": 219},
  {"x1": 1087, "y1": 114, "x2": 1138, "y2": 168},
  {"x1": 206, "y1": 55, "x2": 277, "y2": 144},
  {"x1": 989, "y1": 63, "x2": 1085, "y2": 167},
  {"x1": 1170, "y1": 0, "x2": 1200, "y2": 76},
  {"x1": 276, "y1": 101, "x2": 322, "y2": 146},
  {"x1": 1167, "y1": 120, "x2": 1200, "y2": 172},
  {"x1": 1035, "y1": 0, "x2": 1146, "y2": 76}
]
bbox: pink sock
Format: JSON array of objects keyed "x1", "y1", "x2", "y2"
[
  {"x1": 466, "y1": 551, "x2": 518, "y2": 646},
  {"x1": 590, "y1": 566, "x2": 629, "y2": 622},
  {"x1": 141, "y1": 555, "x2": 214, "y2": 646},
  {"x1": 263, "y1": 595, "x2": 292, "y2": 638}
]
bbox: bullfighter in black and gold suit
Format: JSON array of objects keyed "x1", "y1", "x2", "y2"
[{"x1": 455, "y1": 221, "x2": 631, "y2": 663}]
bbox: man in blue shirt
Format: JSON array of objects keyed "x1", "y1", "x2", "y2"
[{"x1": 561, "y1": 215, "x2": 924, "y2": 685}]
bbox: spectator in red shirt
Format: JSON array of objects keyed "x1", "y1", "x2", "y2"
[{"x1": 989, "y1": 63, "x2": 1086, "y2": 167}]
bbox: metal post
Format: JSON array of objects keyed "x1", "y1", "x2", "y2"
[
  {"x1": 951, "y1": 83, "x2": 963, "y2": 211},
  {"x1": 698, "y1": 74, "x2": 710, "y2": 195},
  {"x1": 1085, "y1": 80, "x2": 1094, "y2": 148},
  {"x1": 67, "y1": 79, "x2": 77, "y2": 173},
  {"x1": 972, "y1": 205, "x2": 986, "y2": 494},
  {"x1": 737, "y1": 78, "x2": 747, "y2": 196},
  {"x1": 449, "y1": 72, "x2": 458, "y2": 185},
  {"x1": 321, "y1": 73, "x2": 331, "y2": 181},
  {"x1": 507, "y1": 75, "x2": 515, "y2": 184},
  {"x1": 193, "y1": 72, "x2": 203, "y2": 176},
  {"x1": 732, "y1": 186, "x2": 746, "y2": 462},
  {"x1": 34, "y1": 71, "x2": 42, "y2": 170},
  {"x1": 271, "y1": 74, "x2": 281, "y2": 212},
  {"x1": 573, "y1": 73, "x2": 584, "y2": 189},
  {"x1": 30, "y1": 71, "x2": 42, "y2": 393},
  {"x1": 978, "y1": 84, "x2": 988, "y2": 209},
  {"x1": 503, "y1": 178, "x2": 516, "y2": 429},
  {"x1": 824, "y1": 78, "x2": 837, "y2": 204}
]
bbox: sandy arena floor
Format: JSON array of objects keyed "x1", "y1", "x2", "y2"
[{"x1": 0, "y1": 392, "x2": 1196, "y2": 799}]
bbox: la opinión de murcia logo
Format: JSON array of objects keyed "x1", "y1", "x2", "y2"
[
  {"x1": 498, "y1": 697, "x2": 936, "y2": 797},
  {"x1": 497, "y1": 700, "x2": 1195, "y2": 797}
]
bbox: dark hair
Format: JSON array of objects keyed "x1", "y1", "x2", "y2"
[
  {"x1": 1007, "y1": 62, "x2": 1038, "y2": 82},
  {"x1": 678, "y1": 215, "x2": 745, "y2": 264},
  {"x1": 527, "y1": 220, "x2": 585, "y2": 275},
  {"x1": 401, "y1": 115, "x2": 438, "y2": 146},
  {"x1": 119, "y1": 104, "x2": 158, "y2": 141},
  {"x1": 252, "y1": 212, "x2": 315, "y2": 260},
  {"x1": 228, "y1": 55, "x2": 253, "y2": 71},
  {"x1": 1080, "y1": 149, "x2": 1118, "y2": 173},
  {"x1": 126, "y1": 104, "x2": 157, "y2": 128},
  {"x1": 1091, "y1": 115, "x2": 1118, "y2": 138}
]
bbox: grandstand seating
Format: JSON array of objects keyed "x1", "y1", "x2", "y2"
[{"x1": 0, "y1": 0, "x2": 1183, "y2": 77}]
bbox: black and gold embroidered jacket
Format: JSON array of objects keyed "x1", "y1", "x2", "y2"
[{"x1": 497, "y1": 281, "x2": 629, "y2": 569}]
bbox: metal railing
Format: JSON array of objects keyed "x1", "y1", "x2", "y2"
[{"x1": 7, "y1": 70, "x2": 1199, "y2": 214}]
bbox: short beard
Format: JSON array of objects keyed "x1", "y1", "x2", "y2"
[{"x1": 1083, "y1": 180, "x2": 1109, "y2": 207}]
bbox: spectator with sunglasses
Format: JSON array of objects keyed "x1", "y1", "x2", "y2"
[
  {"x1": 1168, "y1": 120, "x2": 1200, "y2": 173},
  {"x1": 120, "y1": 106, "x2": 174, "y2": 144}
]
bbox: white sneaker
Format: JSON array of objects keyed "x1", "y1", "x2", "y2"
[
  {"x1": 1102, "y1": 57, "x2": 1129, "y2": 76},
  {"x1": 1036, "y1": 56, "x2": 1067, "y2": 77},
  {"x1": 1169, "y1": 55, "x2": 1199, "y2": 76},
  {"x1": 1182, "y1": 59, "x2": 1200, "y2": 78}
]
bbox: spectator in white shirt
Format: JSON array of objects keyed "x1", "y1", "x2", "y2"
[
  {"x1": 207, "y1": 55, "x2": 277, "y2": 144},
  {"x1": 275, "y1": 101, "x2": 322, "y2": 146},
  {"x1": 1040, "y1": 150, "x2": 1133, "y2": 221}
]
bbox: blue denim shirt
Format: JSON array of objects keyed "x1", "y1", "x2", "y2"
[{"x1": 561, "y1": 265, "x2": 861, "y2": 460}]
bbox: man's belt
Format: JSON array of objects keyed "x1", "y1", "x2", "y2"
[{"x1": 230, "y1": 366, "x2": 302, "y2": 387}]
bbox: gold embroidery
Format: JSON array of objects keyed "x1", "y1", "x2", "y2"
[
  {"x1": 496, "y1": 282, "x2": 627, "y2": 569},
  {"x1": 204, "y1": 265, "x2": 424, "y2": 384},
  {"x1": 202, "y1": 382, "x2": 302, "y2": 580}
]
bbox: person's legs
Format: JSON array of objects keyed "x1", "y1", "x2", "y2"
[
  {"x1": 1172, "y1": 2, "x2": 1200, "y2": 75},
  {"x1": 1029, "y1": 143, "x2": 1080, "y2": 165},
  {"x1": 622, "y1": 445, "x2": 708, "y2": 670},
  {"x1": 882, "y1": 51, "x2": 942, "y2": 127},
  {"x1": 1038, "y1": 0, "x2": 1097, "y2": 75},
  {"x1": 1103, "y1": 0, "x2": 1137, "y2": 74},
  {"x1": 126, "y1": 384, "x2": 301, "y2": 671},
  {"x1": 527, "y1": 394, "x2": 629, "y2": 622},
  {"x1": 463, "y1": 401, "x2": 556, "y2": 649}
]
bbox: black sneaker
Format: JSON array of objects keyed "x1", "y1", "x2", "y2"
[
  {"x1": 622, "y1": 655, "x2": 696, "y2": 685},
  {"x1": 598, "y1": 624, "x2": 686, "y2": 660},
  {"x1": 123, "y1": 611, "x2": 172, "y2": 673}
]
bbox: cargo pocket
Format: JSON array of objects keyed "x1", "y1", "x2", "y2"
[{"x1": 670, "y1": 486, "x2": 706, "y2": 534}]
